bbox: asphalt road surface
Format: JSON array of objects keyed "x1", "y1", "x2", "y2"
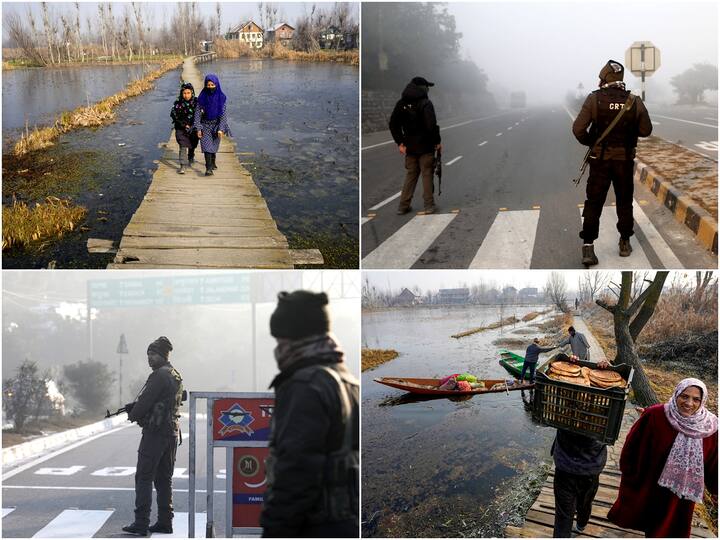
[
  {"x1": 361, "y1": 106, "x2": 717, "y2": 269},
  {"x1": 644, "y1": 103, "x2": 718, "y2": 160},
  {"x1": 2, "y1": 417, "x2": 235, "y2": 538}
]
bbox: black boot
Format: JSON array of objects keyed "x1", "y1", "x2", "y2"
[
  {"x1": 148, "y1": 522, "x2": 173, "y2": 534},
  {"x1": 582, "y1": 244, "x2": 599, "y2": 267},
  {"x1": 122, "y1": 523, "x2": 149, "y2": 536},
  {"x1": 204, "y1": 153, "x2": 213, "y2": 176},
  {"x1": 188, "y1": 150, "x2": 195, "y2": 165},
  {"x1": 212, "y1": 153, "x2": 218, "y2": 170},
  {"x1": 619, "y1": 238, "x2": 632, "y2": 257}
]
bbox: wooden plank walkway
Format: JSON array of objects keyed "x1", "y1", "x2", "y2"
[
  {"x1": 505, "y1": 399, "x2": 713, "y2": 538},
  {"x1": 109, "y1": 55, "x2": 294, "y2": 269}
]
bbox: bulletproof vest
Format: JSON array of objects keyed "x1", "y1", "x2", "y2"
[
  {"x1": 145, "y1": 365, "x2": 183, "y2": 435},
  {"x1": 591, "y1": 87, "x2": 638, "y2": 156}
]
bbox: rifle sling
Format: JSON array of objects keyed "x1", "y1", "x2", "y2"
[{"x1": 590, "y1": 93, "x2": 636, "y2": 156}]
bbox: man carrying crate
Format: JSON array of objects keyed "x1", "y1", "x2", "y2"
[{"x1": 551, "y1": 358, "x2": 611, "y2": 537}]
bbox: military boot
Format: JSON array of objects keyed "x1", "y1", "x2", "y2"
[
  {"x1": 582, "y1": 244, "x2": 598, "y2": 267},
  {"x1": 619, "y1": 238, "x2": 632, "y2": 257},
  {"x1": 211, "y1": 154, "x2": 218, "y2": 170},
  {"x1": 122, "y1": 522, "x2": 149, "y2": 536},
  {"x1": 148, "y1": 522, "x2": 173, "y2": 534}
]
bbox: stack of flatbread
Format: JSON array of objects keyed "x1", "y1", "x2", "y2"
[
  {"x1": 589, "y1": 369, "x2": 627, "y2": 389},
  {"x1": 547, "y1": 361, "x2": 591, "y2": 386}
]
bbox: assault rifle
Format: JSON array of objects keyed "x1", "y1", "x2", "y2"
[
  {"x1": 434, "y1": 147, "x2": 443, "y2": 195},
  {"x1": 572, "y1": 147, "x2": 592, "y2": 186},
  {"x1": 104, "y1": 390, "x2": 187, "y2": 419}
]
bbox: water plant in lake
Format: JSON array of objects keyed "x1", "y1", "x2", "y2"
[
  {"x1": 2, "y1": 197, "x2": 86, "y2": 250},
  {"x1": 13, "y1": 58, "x2": 182, "y2": 156}
]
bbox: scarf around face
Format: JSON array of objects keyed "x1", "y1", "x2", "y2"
[
  {"x1": 274, "y1": 333, "x2": 344, "y2": 373},
  {"x1": 171, "y1": 82, "x2": 197, "y2": 129},
  {"x1": 658, "y1": 378, "x2": 718, "y2": 503},
  {"x1": 197, "y1": 74, "x2": 227, "y2": 121}
]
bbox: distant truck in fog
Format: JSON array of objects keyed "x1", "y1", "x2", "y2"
[{"x1": 510, "y1": 91, "x2": 526, "y2": 108}]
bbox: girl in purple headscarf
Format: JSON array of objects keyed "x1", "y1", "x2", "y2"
[
  {"x1": 608, "y1": 378, "x2": 718, "y2": 537},
  {"x1": 193, "y1": 74, "x2": 232, "y2": 176}
]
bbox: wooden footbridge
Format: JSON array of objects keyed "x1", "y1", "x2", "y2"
[
  {"x1": 504, "y1": 408, "x2": 713, "y2": 538},
  {"x1": 102, "y1": 54, "x2": 320, "y2": 268}
]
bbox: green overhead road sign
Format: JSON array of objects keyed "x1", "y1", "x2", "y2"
[{"x1": 88, "y1": 274, "x2": 252, "y2": 308}]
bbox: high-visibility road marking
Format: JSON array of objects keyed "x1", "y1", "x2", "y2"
[
  {"x1": 580, "y1": 207, "x2": 651, "y2": 269},
  {"x1": 2, "y1": 508, "x2": 16, "y2": 518},
  {"x1": 163, "y1": 512, "x2": 208, "y2": 538},
  {"x1": 478, "y1": 141, "x2": 488, "y2": 147},
  {"x1": 362, "y1": 213, "x2": 457, "y2": 268},
  {"x1": 515, "y1": 122, "x2": 520, "y2": 126},
  {"x1": 445, "y1": 156, "x2": 463, "y2": 166},
  {"x1": 361, "y1": 217, "x2": 373, "y2": 225},
  {"x1": 563, "y1": 105, "x2": 575, "y2": 121},
  {"x1": 469, "y1": 210, "x2": 540, "y2": 269},
  {"x1": 368, "y1": 191, "x2": 401, "y2": 211},
  {"x1": 652, "y1": 121, "x2": 661, "y2": 126},
  {"x1": 361, "y1": 113, "x2": 511, "y2": 150},
  {"x1": 32, "y1": 509, "x2": 113, "y2": 538},
  {"x1": 507, "y1": 126, "x2": 513, "y2": 130},
  {"x1": 632, "y1": 202, "x2": 683, "y2": 268},
  {"x1": 496, "y1": 132, "x2": 503, "y2": 137},
  {"x1": 652, "y1": 114, "x2": 718, "y2": 129}
]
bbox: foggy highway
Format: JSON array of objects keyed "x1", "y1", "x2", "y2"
[
  {"x1": 2, "y1": 417, "x2": 228, "y2": 538},
  {"x1": 361, "y1": 105, "x2": 717, "y2": 270}
]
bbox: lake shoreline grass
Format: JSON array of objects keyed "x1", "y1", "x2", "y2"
[{"x1": 214, "y1": 40, "x2": 359, "y2": 66}]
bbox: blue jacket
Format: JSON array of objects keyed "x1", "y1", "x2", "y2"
[{"x1": 524, "y1": 343, "x2": 554, "y2": 364}]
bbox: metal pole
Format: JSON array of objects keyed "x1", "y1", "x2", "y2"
[
  {"x1": 86, "y1": 282, "x2": 93, "y2": 361},
  {"x1": 189, "y1": 394, "x2": 196, "y2": 538},
  {"x1": 225, "y1": 447, "x2": 233, "y2": 539},
  {"x1": 206, "y1": 398, "x2": 214, "y2": 538},
  {"x1": 119, "y1": 356, "x2": 123, "y2": 408},
  {"x1": 640, "y1": 43, "x2": 646, "y2": 101}
]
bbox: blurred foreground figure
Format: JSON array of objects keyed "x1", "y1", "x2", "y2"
[{"x1": 260, "y1": 291, "x2": 359, "y2": 538}]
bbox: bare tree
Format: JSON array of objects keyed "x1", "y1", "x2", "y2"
[
  {"x1": 215, "y1": 2, "x2": 222, "y2": 39},
  {"x1": 596, "y1": 271, "x2": 668, "y2": 406},
  {"x1": 4, "y1": 12, "x2": 46, "y2": 66},
  {"x1": 545, "y1": 272, "x2": 569, "y2": 312},
  {"x1": 583, "y1": 271, "x2": 609, "y2": 302},
  {"x1": 41, "y1": 2, "x2": 55, "y2": 64},
  {"x1": 131, "y1": 2, "x2": 146, "y2": 61},
  {"x1": 74, "y1": 3, "x2": 83, "y2": 62}
]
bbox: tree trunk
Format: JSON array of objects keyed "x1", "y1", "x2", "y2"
[
  {"x1": 629, "y1": 272, "x2": 668, "y2": 341},
  {"x1": 614, "y1": 311, "x2": 658, "y2": 406}
]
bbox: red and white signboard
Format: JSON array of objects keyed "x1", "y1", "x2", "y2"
[
  {"x1": 232, "y1": 447, "x2": 270, "y2": 528},
  {"x1": 212, "y1": 397, "x2": 274, "y2": 442}
]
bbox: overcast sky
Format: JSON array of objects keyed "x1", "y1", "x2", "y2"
[{"x1": 450, "y1": 1, "x2": 718, "y2": 105}]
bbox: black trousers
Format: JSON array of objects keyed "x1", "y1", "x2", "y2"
[
  {"x1": 134, "y1": 432, "x2": 178, "y2": 526},
  {"x1": 553, "y1": 469, "x2": 600, "y2": 538},
  {"x1": 580, "y1": 159, "x2": 635, "y2": 243}
]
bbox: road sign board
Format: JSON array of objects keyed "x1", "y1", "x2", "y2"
[
  {"x1": 625, "y1": 41, "x2": 661, "y2": 77},
  {"x1": 116, "y1": 334, "x2": 128, "y2": 354},
  {"x1": 232, "y1": 447, "x2": 269, "y2": 528},
  {"x1": 87, "y1": 274, "x2": 251, "y2": 308},
  {"x1": 213, "y1": 397, "x2": 274, "y2": 442}
]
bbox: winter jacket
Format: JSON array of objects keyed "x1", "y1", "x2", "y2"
[
  {"x1": 127, "y1": 362, "x2": 183, "y2": 437},
  {"x1": 524, "y1": 343, "x2": 554, "y2": 364},
  {"x1": 389, "y1": 82, "x2": 441, "y2": 156},
  {"x1": 552, "y1": 429, "x2": 607, "y2": 476}
]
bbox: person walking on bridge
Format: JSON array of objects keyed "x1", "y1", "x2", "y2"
[
  {"x1": 572, "y1": 60, "x2": 652, "y2": 267},
  {"x1": 558, "y1": 326, "x2": 591, "y2": 361},
  {"x1": 170, "y1": 82, "x2": 199, "y2": 175},
  {"x1": 194, "y1": 74, "x2": 232, "y2": 177},
  {"x1": 389, "y1": 76, "x2": 442, "y2": 215}
]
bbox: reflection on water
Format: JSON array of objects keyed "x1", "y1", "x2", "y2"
[
  {"x1": 2, "y1": 64, "x2": 156, "y2": 148},
  {"x1": 205, "y1": 59, "x2": 358, "y2": 246},
  {"x1": 362, "y1": 306, "x2": 555, "y2": 537}
]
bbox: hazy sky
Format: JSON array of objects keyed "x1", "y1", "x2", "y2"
[{"x1": 450, "y1": 1, "x2": 718, "y2": 105}]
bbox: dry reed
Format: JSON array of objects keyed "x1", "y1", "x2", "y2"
[
  {"x1": 13, "y1": 58, "x2": 182, "y2": 156},
  {"x1": 362, "y1": 349, "x2": 399, "y2": 372},
  {"x1": 214, "y1": 39, "x2": 358, "y2": 65},
  {"x1": 2, "y1": 197, "x2": 87, "y2": 250}
]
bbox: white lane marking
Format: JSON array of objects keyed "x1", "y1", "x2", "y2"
[
  {"x1": 579, "y1": 208, "x2": 651, "y2": 269},
  {"x1": 478, "y1": 141, "x2": 488, "y2": 147},
  {"x1": 496, "y1": 132, "x2": 503, "y2": 137},
  {"x1": 368, "y1": 191, "x2": 401, "y2": 211},
  {"x1": 563, "y1": 105, "x2": 575, "y2": 121},
  {"x1": 515, "y1": 122, "x2": 520, "y2": 126},
  {"x1": 507, "y1": 126, "x2": 513, "y2": 130},
  {"x1": 361, "y1": 217, "x2": 372, "y2": 225},
  {"x1": 633, "y1": 202, "x2": 683, "y2": 269},
  {"x1": 161, "y1": 512, "x2": 208, "y2": 538},
  {"x1": 652, "y1": 114, "x2": 717, "y2": 129},
  {"x1": 35, "y1": 466, "x2": 86, "y2": 476},
  {"x1": 652, "y1": 121, "x2": 661, "y2": 125},
  {"x1": 445, "y1": 156, "x2": 463, "y2": 166},
  {"x1": 361, "y1": 113, "x2": 512, "y2": 150},
  {"x1": 2, "y1": 484, "x2": 226, "y2": 494},
  {"x1": 2, "y1": 508, "x2": 16, "y2": 518},
  {"x1": 32, "y1": 509, "x2": 113, "y2": 538},
  {"x1": 704, "y1": 117, "x2": 717, "y2": 121},
  {"x1": 2, "y1": 425, "x2": 131, "y2": 482},
  {"x1": 91, "y1": 466, "x2": 135, "y2": 476},
  {"x1": 469, "y1": 210, "x2": 540, "y2": 269},
  {"x1": 362, "y1": 213, "x2": 457, "y2": 269},
  {"x1": 695, "y1": 141, "x2": 718, "y2": 152}
]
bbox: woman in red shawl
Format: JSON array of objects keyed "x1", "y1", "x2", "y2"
[{"x1": 607, "y1": 378, "x2": 718, "y2": 537}]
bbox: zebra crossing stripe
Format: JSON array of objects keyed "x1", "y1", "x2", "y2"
[
  {"x1": 580, "y1": 208, "x2": 651, "y2": 269},
  {"x1": 362, "y1": 214, "x2": 457, "y2": 268},
  {"x1": 156, "y1": 512, "x2": 208, "y2": 538},
  {"x1": 632, "y1": 202, "x2": 683, "y2": 268},
  {"x1": 2, "y1": 508, "x2": 16, "y2": 518},
  {"x1": 469, "y1": 210, "x2": 540, "y2": 269},
  {"x1": 32, "y1": 509, "x2": 113, "y2": 538}
]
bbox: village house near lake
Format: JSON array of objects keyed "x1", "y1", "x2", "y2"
[{"x1": 223, "y1": 20, "x2": 358, "y2": 50}]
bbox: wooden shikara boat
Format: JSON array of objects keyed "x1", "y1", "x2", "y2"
[
  {"x1": 498, "y1": 349, "x2": 527, "y2": 379},
  {"x1": 374, "y1": 377, "x2": 534, "y2": 395}
]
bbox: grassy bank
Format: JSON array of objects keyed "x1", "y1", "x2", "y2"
[
  {"x1": 362, "y1": 349, "x2": 399, "y2": 372},
  {"x1": 2, "y1": 197, "x2": 86, "y2": 251},
  {"x1": 288, "y1": 231, "x2": 359, "y2": 269},
  {"x1": 12, "y1": 58, "x2": 182, "y2": 156},
  {"x1": 214, "y1": 39, "x2": 358, "y2": 65}
]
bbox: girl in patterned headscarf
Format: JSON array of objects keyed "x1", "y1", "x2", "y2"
[
  {"x1": 170, "y1": 82, "x2": 199, "y2": 174},
  {"x1": 608, "y1": 378, "x2": 718, "y2": 537},
  {"x1": 193, "y1": 74, "x2": 231, "y2": 176}
]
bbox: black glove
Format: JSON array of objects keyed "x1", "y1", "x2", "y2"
[{"x1": 124, "y1": 402, "x2": 135, "y2": 414}]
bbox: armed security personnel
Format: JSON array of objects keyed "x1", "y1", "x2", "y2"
[
  {"x1": 572, "y1": 60, "x2": 652, "y2": 266},
  {"x1": 122, "y1": 336, "x2": 183, "y2": 536},
  {"x1": 389, "y1": 76, "x2": 442, "y2": 215},
  {"x1": 260, "y1": 291, "x2": 359, "y2": 538}
]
